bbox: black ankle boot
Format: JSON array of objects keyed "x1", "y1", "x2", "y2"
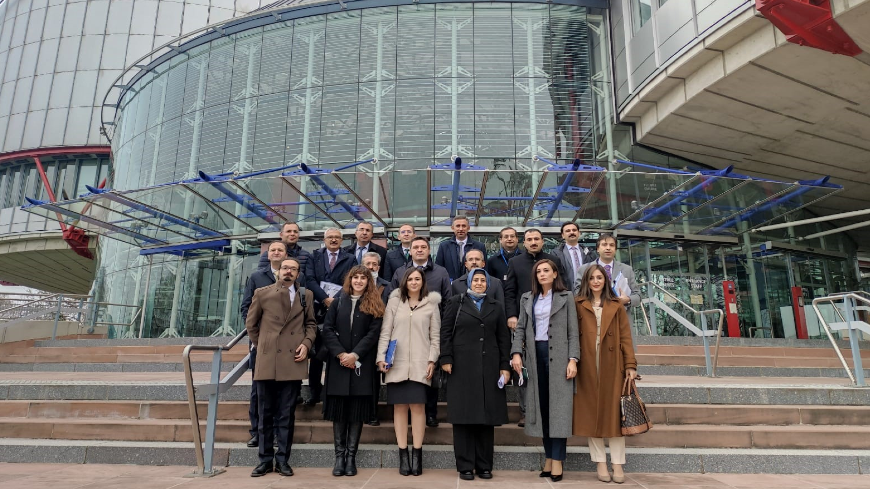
[
  {"x1": 398, "y1": 448, "x2": 410, "y2": 476},
  {"x1": 410, "y1": 447, "x2": 423, "y2": 476},
  {"x1": 332, "y1": 422, "x2": 347, "y2": 476},
  {"x1": 345, "y1": 422, "x2": 362, "y2": 476}
]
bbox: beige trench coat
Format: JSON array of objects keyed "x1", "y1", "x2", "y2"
[{"x1": 376, "y1": 289, "x2": 442, "y2": 386}]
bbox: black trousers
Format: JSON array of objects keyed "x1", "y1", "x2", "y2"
[
  {"x1": 308, "y1": 334, "x2": 323, "y2": 401},
  {"x1": 425, "y1": 385, "x2": 439, "y2": 418},
  {"x1": 257, "y1": 379, "x2": 302, "y2": 465},
  {"x1": 452, "y1": 424, "x2": 495, "y2": 472},
  {"x1": 248, "y1": 347, "x2": 258, "y2": 437}
]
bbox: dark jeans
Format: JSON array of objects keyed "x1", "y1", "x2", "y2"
[
  {"x1": 452, "y1": 424, "x2": 495, "y2": 472},
  {"x1": 257, "y1": 379, "x2": 302, "y2": 465},
  {"x1": 248, "y1": 347, "x2": 258, "y2": 436},
  {"x1": 536, "y1": 340, "x2": 566, "y2": 461}
]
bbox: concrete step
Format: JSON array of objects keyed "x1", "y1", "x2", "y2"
[
  {"x1": 0, "y1": 362, "x2": 241, "y2": 373},
  {"x1": 1, "y1": 375, "x2": 866, "y2": 405},
  {"x1": 636, "y1": 353, "x2": 859, "y2": 369},
  {"x1": 1, "y1": 439, "x2": 868, "y2": 474},
  {"x1": 2, "y1": 417, "x2": 870, "y2": 449},
  {"x1": 4, "y1": 400, "x2": 870, "y2": 426},
  {"x1": 637, "y1": 344, "x2": 870, "y2": 359}
]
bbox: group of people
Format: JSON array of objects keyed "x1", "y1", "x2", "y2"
[{"x1": 243, "y1": 217, "x2": 642, "y2": 483}]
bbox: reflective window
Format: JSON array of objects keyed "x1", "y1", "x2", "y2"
[{"x1": 631, "y1": 0, "x2": 653, "y2": 34}]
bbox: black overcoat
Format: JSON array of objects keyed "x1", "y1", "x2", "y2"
[
  {"x1": 439, "y1": 292, "x2": 511, "y2": 426},
  {"x1": 321, "y1": 292, "x2": 382, "y2": 397}
]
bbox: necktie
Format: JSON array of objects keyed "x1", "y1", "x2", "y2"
[
  {"x1": 329, "y1": 252, "x2": 336, "y2": 271},
  {"x1": 605, "y1": 264, "x2": 612, "y2": 280},
  {"x1": 403, "y1": 249, "x2": 409, "y2": 261},
  {"x1": 356, "y1": 247, "x2": 364, "y2": 264},
  {"x1": 570, "y1": 247, "x2": 581, "y2": 271},
  {"x1": 458, "y1": 241, "x2": 465, "y2": 262}
]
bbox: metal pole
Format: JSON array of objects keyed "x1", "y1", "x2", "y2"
[
  {"x1": 138, "y1": 255, "x2": 153, "y2": 338},
  {"x1": 51, "y1": 294, "x2": 63, "y2": 340},
  {"x1": 844, "y1": 296, "x2": 866, "y2": 387},
  {"x1": 646, "y1": 241, "x2": 657, "y2": 336},
  {"x1": 203, "y1": 349, "x2": 223, "y2": 472},
  {"x1": 701, "y1": 312, "x2": 712, "y2": 376}
]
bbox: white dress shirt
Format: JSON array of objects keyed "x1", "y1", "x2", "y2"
[{"x1": 533, "y1": 292, "x2": 553, "y2": 341}]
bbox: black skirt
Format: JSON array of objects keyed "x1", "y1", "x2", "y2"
[
  {"x1": 323, "y1": 395, "x2": 373, "y2": 423},
  {"x1": 386, "y1": 380, "x2": 428, "y2": 405}
]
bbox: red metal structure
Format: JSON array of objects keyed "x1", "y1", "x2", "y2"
[
  {"x1": 722, "y1": 280, "x2": 741, "y2": 337},
  {"x1": 756, "y1": 0, "x2": 863, "y2": 56},
  {"x1": 0, "y1": 146, "x2": 111, "y2": 260},
  {"x1": 791, "y1": 286, "x2": 809, "y2": 339}
]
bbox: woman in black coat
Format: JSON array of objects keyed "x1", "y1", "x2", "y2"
[
  {"x1": 439, "y1": 268, "x2": 511, "y2": 481},
  {"x1": 322, "y1": 265, "x2": 385, "y2": 477}
]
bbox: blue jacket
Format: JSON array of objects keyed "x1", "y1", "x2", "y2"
[
  {"x1": 258, "y1": 243, "x2": 311, "y2": 273},
  {"x1": 383, "y1": 246, "x2": 411, "y2": 283},
  {"x1": 435, "y1": 236, "x2": 487, "y2": 281}
]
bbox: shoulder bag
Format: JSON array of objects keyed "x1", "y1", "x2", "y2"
[{"x1": 620, "y1": 376, "x2": 653, "y2": 436}]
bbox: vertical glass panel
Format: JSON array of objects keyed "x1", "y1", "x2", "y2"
[
  {"x1": 474, "y1": 78, "x2": 515, "y2": 157},
  {"x1": 394, "y1": 79, "x2": 434, "y2": 161},
  {"x1": 290, "y1": 16, "x2": 325, "y2": 90},
  {"x1": 197, "y1": 104, "x2": 230, "y2": 174},
  {"x1": 252, "y1": 91, "x2": 289, "y2": 170},
  {"x1": 181, "y1": 48, "x2": 210, "y2": 115},
  {"x1": 357, "y1": 80, "x2": 396, "y2": 162},
  {"x1": 230, "y1": 29, "x2": 262, "y2": 103},
  {"x1": 435, "y1": 4, "x2": 473, "y2": 79},
  {"x1": 224, "y1": 98, "x2": 256, "y2": 172},
  {"x1": 155, "y1": 117, "x2": 181, "y2": 185},
  {"x1": 472, "y1": 4, "x2": 513, "y2": 78},
  {"x1": 76, "y1": 160, "x2": 99, "y2": 197},
  {"x1": 286, "y1": 86, "x2": 322, "y2": 164},
  {"x1": 631, "y1": 0, "x2": 653, "y2": 34},
  {"x1": 434, "y1": 77, "x2": 473, "y2": 159},
  {"x1": 323, "y1": 11, "x2": 361, "y2": 86},
  {"x1": 162, "y1": 62, "x2": 188, "y2": 121},
  {"x1": 396, "y1": 5, "x2": 434, "y2": 79},
  {"x1": 203, "y1": 38, "x2": 235, "y2": 108},
  {"x1": 360, "y1": 7, "x2": 398, "y2": 82},
  {"x1": 259, "y1": 23, "x2": 293, "y2": 95},
  {"x1": 319, "y1": 83, "x2": 359, "y2": 165}
]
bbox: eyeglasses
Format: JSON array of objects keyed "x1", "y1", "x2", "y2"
[{"x1": 281, "y1": 267, "x2": 299, "y2": 272}]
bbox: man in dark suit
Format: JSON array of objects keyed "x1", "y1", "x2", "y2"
[
  {"x1": 551, "y1": 222, "x2": 596, "y2": 290},
  {"x1": 343, "y1": 221, "x2": 388, "y2": 278},
  {"x1": 485, "y1": 226, "x2": 522, "y2": 282},
  {"x1": 435, "y1": 216, "x2": 487, "y2": 281},
  {"x1": 246, "y1": 257, "x2": 317, "y2": 477},
  {"x1": 450, "y1": 248, "x2": 505, "y2": 307},
  {"x1": 362, "y1": 250, "x2": 392, "y2": 427},
  {"x1": 241, "y1": 241, "x2": 286, "y2": 448},
  {"x1": 259, "y1": 222, "x2": 311, "y2": 273},
  {"x1": 383, "y1": 223, "x2": 415, "y2": 281},
  {"x1": 304, "y1": 227, "x2": 355, "y2": 406}
]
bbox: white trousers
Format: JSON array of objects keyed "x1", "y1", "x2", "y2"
[{"x1": 588, "y1": 437, "x2": 626, "y2": 465}]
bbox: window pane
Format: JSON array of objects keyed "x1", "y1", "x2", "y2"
[{"x1": 632, "y1": 0, "x2": 653, "y2": 34}]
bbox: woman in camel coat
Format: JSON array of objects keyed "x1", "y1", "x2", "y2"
[{"x1": 573, "y1": 264, "x2": 638, "y2": 484}]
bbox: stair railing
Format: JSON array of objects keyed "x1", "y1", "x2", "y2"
[
  {"x1": 811, "y1": 292, "x2": 869, "y2": 387},
  {"x1": 182, "y1": 329, "x2": 250, "y2": 477},
  {"x1": 638, "y1": 281, "x2": 726, "y2": 376}
]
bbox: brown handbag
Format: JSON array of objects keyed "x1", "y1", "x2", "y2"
[{"x1": 620, "y1": 376, "x2": 653, "y2": 436}]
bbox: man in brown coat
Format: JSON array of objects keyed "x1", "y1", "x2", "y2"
[{"x1": 246, "y1": 257, "x2": 317, "y2": 478}]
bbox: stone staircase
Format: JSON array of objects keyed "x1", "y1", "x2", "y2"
[{"x1": 0, "y1": 336, "x2": 868, "y2": 473}]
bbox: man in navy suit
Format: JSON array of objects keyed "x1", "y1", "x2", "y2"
[
  {"x1": 303, "y1": 228, "x2": 355, "y2": 406},
  {"x1": 241, "y1": 241, "x2": 287, "y2": 448},
  {"x1": 343, "y1": 221, "x2": 388, "y2": 278},
  {"x1": 383, "y1": 224, "x2": 415, "y2": 281},
  {"x1": 435, "y1": 216, "x2": 487, "y2": 281}
]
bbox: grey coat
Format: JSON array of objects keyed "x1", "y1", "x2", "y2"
[
  {"x1": 510, "y1": 290, "x2": 579, "y2": 439},
  {"x1": 573, "y1": 260, "x2": 641, "y2": 308}
]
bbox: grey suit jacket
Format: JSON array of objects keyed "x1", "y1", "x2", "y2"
[
  {"x1": 551, "y1": 242, "x2": 594, "y2": 290},
  {"x1": 574, "y1": 260, "x2": 640, "y2": 308}
]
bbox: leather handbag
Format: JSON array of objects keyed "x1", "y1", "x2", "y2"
[{"x1": 620, "y1": 376, "x2": 653, "y2": 436}]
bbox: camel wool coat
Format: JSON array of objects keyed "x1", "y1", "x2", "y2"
[
  {"x1": 246, "y1": 283, "x2": 317, "y2": 381},
  {"x1": 376, "y1": 289, "x2": 442, "y2": 386},
  {"x1": 572, "y1": 297, "x2": 637, "y2": 439}
]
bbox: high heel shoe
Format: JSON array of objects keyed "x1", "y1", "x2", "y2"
[
  {"x1": 550, "y1": 461, "x2": 563, "y2": 482},
  {"x1": 597, "y1": 463, "x2": 612, "y2": 483},
  {"x1": 540, "y1": 458, "x2": 552, "y2": 477},
  {"x1": 611, "y1": 464, "x2": 625, "y2": 484},
  {"x1": 539, "y1": 471, "x2": 552, "y2": 478}
]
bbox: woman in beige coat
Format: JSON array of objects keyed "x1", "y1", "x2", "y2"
[
  {"x1": 573, "y1": 264, "x2": 638, "y2": 484},
  {"x1": 377, "y1": 267, "x2": 441, "y2": 477}
]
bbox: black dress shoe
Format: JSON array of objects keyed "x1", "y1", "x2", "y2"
[
  {"x1": 368, "y1": 418, "x2": 380, "y2": 426},
  {"x1": 276, "y1": 462, "x2": 294, "y2": 476},
  {"x1": 550, "y1": 472, "x2": 563, "y2": 482},
  {"x1": 303, "y1": 398, "x2": 320, "y2": 407},
  {"x1": 246, "y1": 435, "x2": 258, "y2": 447},
  {"x1": 425, "y1": 416, "x2": 438, "y2": 428},
  {"x1": 251, "y1": 462, "x2": 273, "y2": 477},
  {"x1": 459, "y1": 470, "x2": 474, "y2": 480},
  {"x1": 477, "y1": 470, "x2": 493, "y2": 479},
  {"x1": 539, "y1": 471, "x2": 551, "y2": 478}
]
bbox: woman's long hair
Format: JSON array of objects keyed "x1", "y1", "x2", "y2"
[
  {"x1": 577, "y1": 264, "x2": 617, "y2": 303},
  {"x1": 530, "y1": 259, "x2": 567, "y2": 297},
  {"x1": 399, "y1": 267, "x2": 429, "y2": 302},
  {"x1": 342, "y1": 265, "x2": 385, "y2": 318}
]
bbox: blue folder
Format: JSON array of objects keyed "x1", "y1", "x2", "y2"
[{"x1": 385, "y1": 339, "x2": 397, "y2": 368}]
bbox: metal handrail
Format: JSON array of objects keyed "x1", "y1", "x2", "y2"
[
  {"x1": 811, "y1": 293, "x2": 869, "y2": 386},
  {"x1": 638, "y1": 281, "x2": 726, "y2": 376},
  {"x1": 182, "y1": 328, "x2": 249, "y2": 476}
]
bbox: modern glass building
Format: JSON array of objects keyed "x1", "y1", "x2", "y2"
[{"x1": 12, "y1": 0, "x2": 864, "y2": 340}]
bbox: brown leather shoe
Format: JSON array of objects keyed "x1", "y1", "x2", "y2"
[{"x1": 517, "y1": 416, "x2": 525, "y2": 427}]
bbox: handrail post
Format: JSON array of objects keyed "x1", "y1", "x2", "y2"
[
  {"x1": 203, "y1": 349, "x2": 223, "y2": 473},
  {"x1": 701, "y1": 312, "x2": 712, "y2": 376},
  {"x1": 712, "y1": 310, "x2": 725, "y2": 377},
  {"x1": 844, "y1": 296, "x2": 866, "y2": 387},
  {"x1": 51, "y1": 294, "x2": 63, "y2": 340},
  {"x1": 811, "y1": 298, "x2": 856, "y2": 384},
  {"x1": 182, "y1": 345, "x2": 205, "y2": 473}
]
